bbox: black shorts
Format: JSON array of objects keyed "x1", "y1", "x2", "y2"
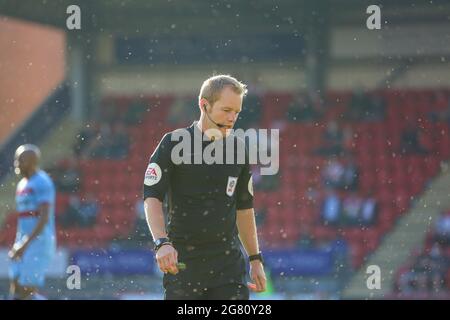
[
  {"x1": 163, "y1": 249, "x2": 248, "y2": 300},
  {"x1": 164, "y1": 281, "x2": 249, "y2": 300}
]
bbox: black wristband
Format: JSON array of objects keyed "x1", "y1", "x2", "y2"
[{"x1": 248, "y1": 252, "x2": 264, "y2": 264}]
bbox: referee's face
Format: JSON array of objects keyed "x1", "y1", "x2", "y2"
[{"x1": 210, "y1": 87, "x2": 242, "y2": 135}]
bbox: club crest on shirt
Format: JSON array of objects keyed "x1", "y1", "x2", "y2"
[
  {"x1": 144, "y1": 163, "x2": 162, "y2": 186},
  {"x1": 226, "y1": 176, "x2": 238, "y2": 197}
]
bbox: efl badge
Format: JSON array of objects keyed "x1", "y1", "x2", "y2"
[
  {"x1": 226, "y1": 176, "x2": 238, "y2": 197},
  {"x1": 144, "y1": 163, "x2": 162, "y2": 186}
]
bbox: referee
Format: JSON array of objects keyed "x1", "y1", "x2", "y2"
[{"x1": 143, "y1": 75, "x2": 266, "y2": 300}]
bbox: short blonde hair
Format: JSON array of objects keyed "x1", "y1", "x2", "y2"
[{"x1": 199, "y1": 74, "x2": 247, "y2": 106}]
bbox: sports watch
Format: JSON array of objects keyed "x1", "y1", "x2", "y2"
[{"x1": 153, "y1": 237, "x2": 172, "y2": 252}]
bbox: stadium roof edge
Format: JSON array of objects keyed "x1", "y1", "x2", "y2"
[{"x1": 0, "y1": 0, "x2": 448, "y2": 35}]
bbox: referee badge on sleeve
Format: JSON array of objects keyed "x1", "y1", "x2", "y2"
[
  {"x1": 226, "y1": 176, "x2": 238, "y2": 197},
  {"x1": 144, "y1": 163, "x2": 162, "y2": 186},
  {"x1": 248, "y1": 176, "x2": 254, "y2": 197}
]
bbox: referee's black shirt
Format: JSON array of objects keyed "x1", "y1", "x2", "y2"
[{"x1": 143, "y1": 122, "x2": 254, "y2": 284}]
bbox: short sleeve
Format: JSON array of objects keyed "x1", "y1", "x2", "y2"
[
  {"x1": 236, "y1": 157, "x2": 254, "y2": 210},
  {"x1": 35, "y1": 178, "x2": 55, "y2": 206},
  {"x1": 143, "y1": 133, "x2": 173, "y2": 202}
]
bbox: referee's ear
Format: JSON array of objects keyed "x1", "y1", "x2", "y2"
[{"x1": 199, "y1": 98, "x2": 209, "y2": 112}]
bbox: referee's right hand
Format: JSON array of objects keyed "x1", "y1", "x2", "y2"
[{"x1": 156, "y1": 244, "x2": 179, "y2": 275}]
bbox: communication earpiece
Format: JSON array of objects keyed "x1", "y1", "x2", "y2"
[{"x1": 202, "y1": 102, "x2": 226, "y2": 129}]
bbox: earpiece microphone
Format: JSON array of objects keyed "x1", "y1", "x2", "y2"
[{"x1": 203, "y1": 104, "x2": 227, "y2": 129}]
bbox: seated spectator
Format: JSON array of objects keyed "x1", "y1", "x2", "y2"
[
  {"x1": 429, "y1": 271, "x2": 445, "y2": 294},
  {"x1": 414, "y1": 271, "x2": 429, "y2": 294},
  {"x1": 83, "y1": 122, "x2": 111, "y2": 159},
  {"x1": 329, "y1": 237, "x2": 349, "y2": 270},
  {"x1": 341, "y1": 155, "x2": 359, "y2": 190},
  {"x1": 347, "y1": 87, "x2": 370, "y2": 120},
  {"x1": 346, "y1": 87, "x2": 385, "y2": 121},
  {"x1": 433, "y1": 211, "x2": 450, "y2": 245},
  {"x1": 368, "y1": 95, "x2": 386, "y2": 121},
  {"x1": 235, "y1": 93, "x2": 262, "y2": 130},
  {"x1": 108, "y1": 122, "x2": 130, "y2": 159},
  {"x1": 52, "y1": 158, "x2": 82, "y2": 193},
  {"x1": 59, "y1": 194, "x2": 99, "y2": 228},
  {"x1": 89, "y1": 122, "x2": 130, "y2": 160},
  {"x1": 321, "y1": 189, "x2": 341, "y2": 226},
  {"x1": 397, "y1": 243, "x2": 449, "y2": 295},
  {"x1": 73, "y1": 121, "x2": 97, "y2": 158},
  {"x1": 400, "y1": 124, "x2": 429, "y2": 155},
  {"x1": 168, "y1": 96, "x2": 198, "y2": 126},
  {"x1": 429, "y1": 243, "x2": 448, "y2": 273},
  {"x1": 359, "y1": 191, "x2": 378, "y2": 226},
  {"x1": 413, "y1": 248, "x2": 448, "y2": 295},
  {"x1": 99, "y1": 101, "x2": 122, "y2": 125},
  {"x1": 309, "y1": 91, "x2": 326, "y2": 116},
  {"x1": 255, "y1": 207, "x2": 267, "y2": 228},
  {"x1": 341, "y1": 192, "x2": 363, "y2": 226},
  {"x1": 428, "y1": 244, "x2": 447, "y2": 294},
  {"x1": 315, "y1": 121, "x2": 345, "y2": 156},
  {"x1": 429, "y1": 96, "x2": 450, "y2": 126},
  {"x1": 286, "y1": 93, "x2": 322, "y2": 122},
  {"x1": 253, "y1": 166, "x2": 280, "y2": 192},
  {"x1": 322, "y1": 158, "x2": 345, "y2": 189},
  {"x1": 305, "y1": 184, "x2": 320, "y2": 207},
  {"x1": 296, "y1": 225, "x2": 314, "y2": 249},
  {"x1": 397, "y1": 268, "x2": 416, "y2": 294},
  {"x1": 322, "y1": 156, "x2": 357, "y2": 190},
  {"x1": 342, "y1": 125, "x2": 355, "y2": 154},
  {"x1": 124, "y1": 98, "x2": 147, "y2": 125}
]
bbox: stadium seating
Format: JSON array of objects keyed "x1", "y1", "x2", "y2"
[
  {"x1": 1, "y1": 89, "x2": 449, "y2": 277},
  {"x1": 393, "y1": 208, "x2": 450, "y2": 296}
]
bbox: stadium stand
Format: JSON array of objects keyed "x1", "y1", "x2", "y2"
[{"x1": 1, "y1": 88, "x2": 449, "y2": 298}]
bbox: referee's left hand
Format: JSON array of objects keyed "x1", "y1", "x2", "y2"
[
  {"x1": 156, "y1": 244, "x2": 179, "y2": 275},
  {"x1": 248, "y1": 261, "x2": 266, "y2": 292}
]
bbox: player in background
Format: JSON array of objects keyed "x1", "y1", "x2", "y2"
[{"x1": 8, "y1": 144, "x2": 56, "y2": 300}]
